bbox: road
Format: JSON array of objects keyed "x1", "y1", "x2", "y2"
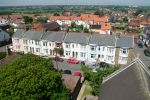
[
  {"x1": 53, "y1": 60, "x2": 81, "y2": 73},
  {"x1": 134, "y1": 44, "x2": 150, "y2": 67}
]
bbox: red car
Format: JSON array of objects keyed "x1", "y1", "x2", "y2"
[
  {"x1": 73, "y1": 71, "x2": 82, "y2": 77},
  {"x1": 54, "y1": 56, "x2": 64, "y2": 62},
  {"x1": 67, "y1": 58, "x2": 79, "y2": 64}
]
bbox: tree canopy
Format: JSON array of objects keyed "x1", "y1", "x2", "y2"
[
  {"x1": 94, "y1": 9, "x2": 105, "y2": 17},
  {"x1": 0, "y1": 54, "x2": 69, "y2": 100},
  {"x1": 23, "y1": 16, "x2": 33, "y2": 24}
]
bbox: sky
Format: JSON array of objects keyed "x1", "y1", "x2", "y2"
[{"x1": 0, "y1": 0, "x2": 150, "y2": 6}]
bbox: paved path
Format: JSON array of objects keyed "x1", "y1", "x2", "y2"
[
  {"x1": 0, "y1": 45, "x2": 7, "y2": 52},
  {"x1": 77, "y1": 82, "x2": 86, "y2": 100}
]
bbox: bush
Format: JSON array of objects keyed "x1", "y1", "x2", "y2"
[
  {"x1": 0, "y1": 52, "x2": 6, "y2": 60},
  {"x1": 81, "y1": 66, "x2": 119, "y2": 95}
]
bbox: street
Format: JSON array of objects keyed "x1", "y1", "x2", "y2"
[{"x1": 133, "y1": 44, "x2": 150, "y2": 67}]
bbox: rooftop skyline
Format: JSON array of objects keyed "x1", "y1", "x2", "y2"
[{"x1": 0, "y1": 0, "x2": 150, "y2": 6}]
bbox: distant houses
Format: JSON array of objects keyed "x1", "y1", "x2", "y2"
[
  {"x1": 12, "y1": 29, "x2": 133, "y2": 65},
  {"x1": 49, "y1": 14, "x2": 112, "y2": 34}
]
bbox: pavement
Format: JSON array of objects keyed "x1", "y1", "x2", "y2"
[
  {"x1": 53, "y1": 60, "x2": 81, "y2": 73},
  {"x1": 133, "y1": 44, "x2": 150, "y2": 67},
  {"x1": 0, "y1": 45, "x2": 7, "y2": 52}
]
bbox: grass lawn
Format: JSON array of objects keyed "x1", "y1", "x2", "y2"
[{"x1": 82, "y1": 80, "x2": 92, "y2": 98}]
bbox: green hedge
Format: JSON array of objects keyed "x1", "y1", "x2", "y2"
[{"x1": 0, "y1": 52, "x2": 6, "y2": 60}]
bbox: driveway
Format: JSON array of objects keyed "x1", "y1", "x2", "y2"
[
  {"x1": 53, "y1": 60, "x2": 81, "y2": 73},
  {"x1": 134, "y1": 44, "x2": 150, "y2": 67},
  {"x1": 0, "y1": 45, "x2": 7, "y2": 52}
]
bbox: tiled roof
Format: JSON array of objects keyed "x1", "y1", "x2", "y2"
[
  {"x1": 23, "y1": 30, "x2": 44, "y2": 41},
  {"x1": 12, "y1": 29, "x2": 25, "y2": 38},
  {"x1": 101, "y1": 23, "x2": 112, "y2": 30},
  {"x1": 42, "y1": 31, "x2": 66, "y2": 42},
  {"x1": 89, "y1": 34, "x2": 116, "y2": 46},
  {"x1": 49, "y1": 14, "x2": 108, "y2": 23},
  {"x1": 116, "y1": 36, "x2": 133, "y2": 48},
  {"x1": 63, "y1": 32, "x2": 90, "y2": 44},
  {"x1": 99, "y1": 60, "x2": 150, "y2": 100},
  {"x1": 33, "y1": 23, "x2": 43, "y2": 31}
]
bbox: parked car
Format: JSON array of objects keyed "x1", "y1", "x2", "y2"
[
  {"x1": 54, "y1": 56, "x2": 64, "y2": 62},
  {"x1": 81, "y1": 61, "x2": 95, "y2": 66},
  {"x1": 73, "y1": 71, "x2": 82, "y2": 77},
  {"x1": 63, "y1": 70, "x2": 72, "y2": 74},
  {"x1": 99, "y1": 62, "x2": 109, "y2": 68},
  {"x1": 67, "y1": 58, "x2": 79, "y2": 64},
  {"x1": 137, "y1": 42, "x2": 143, "y2": 48},
  {"x1": 144, "y1": 49, "x2": 150, "y2": 57}
]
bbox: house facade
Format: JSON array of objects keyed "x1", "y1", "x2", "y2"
[
  {"x1": 63, "y1": 33, "x2": 133, "y2": 65},
  {"x1": 62, "y1": 33, "x2": 90, "y2": 61},
  {"x1": 12, "y1": 30, "x2": 65, "y2": 57},
  {"x1": 12, "y1": 30, "x2": 133, "y2": 65}
]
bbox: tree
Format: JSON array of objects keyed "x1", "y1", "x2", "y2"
[
  {"x1": 133, "y1": 9, "x2": 143, "y2": 16},
  {"x1": 0, "y1": 54, "x2": 69, "y2": 99},
  {"x1": 23, "y1": 16, "x2": 33, "y2": 24},
  {"x1": 122, "y1": 17, "x2": 128, "y2": 23},
  {"x1": 54, "y1": 48, "x2": 64, "y2": 56},
  {"x1": 84, "y1": 27, "x2": 90, "y2": 33},
  {"x1": 36, "y1": 17, "x2": 47, "y2": 24},
  {"x1": 81, "y1": 66, "x2": 119, "y2": 96},
  {"x1": 53, "y1": 13, "x2": 60, "y2": 16},
  {"x1": 7, "y1": 28, "x2": 14, "y2": 37},
  {"x1": 94, "y1": 9, "x2": 105, "y2": 17}
]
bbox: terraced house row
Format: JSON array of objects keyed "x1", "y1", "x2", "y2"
[{"x1": 12, "y1": 29, "x2": 134, "y2": 65}]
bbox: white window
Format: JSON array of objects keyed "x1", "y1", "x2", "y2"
[
  {"x1": 91, "y1": 54, "x2": 96, "y2": 58},
  {"x1": 32, "y1": 40, "x2": 34, "y2": 44},
  {"x1": 107, "y1": 47, "x2": 114, "y2": 53},
  {"x1": 119, "y1": 57, "x2": 127, "y2": 61},
  {"x1": 81, "y1": 53, "x2": 86, "y2": 58},
  {"x1": 66, "y1": 44, "x2": 70, "y2": 49},
  {"x1": 44, "y1": 49, "x2": 48, "y2": 54},
  {"x1": 91, "y1": 46, "x2": 96, "y2": 51},
  {"x1": 35, "y1": 41, "x2": 40, "y2": 45},
  {"x1": 72, "y1": 44, "x2": 74, "y2": 48},
  {"x1": 101, "y1": 55, "x2": 104, "y2": 58},
  {"x1": 15, "y1": 39, "x2": 19, "y2": 44},
  {"x1": 16, "y1": 45, "x2": 20, "y2": 50},
  {"x1": 121, "y1": 48, "x2": 128, "y2": 54},
  {"x1": 36, "y1": 48, "x2": 40, "y2": 53},
  {"x1": 119, "y1": 57, "x2": 128, "y2": 64},
  {"x1": 66, "y1": 51, "x2": 70, "y2": 56},
  {"x1": 103, "y1": 47, "x2": 105, "y2": 51},
  {"x1": 23, "y1": 40, "x2": 28, "y2": 45},
  {"x1": 81, "y1": 45, "x2": 86, "y2": 50},
  {"x1": 24, "y1": 46, "x2": 28, "y2": 51},
  {"x1": 107, "y1": 56, "x2": 113, "y2": 61},
  {"x1": 98, "y1": 47, "x2": 100, "y2": 51},
  {"x1": 43, "y1": 42, "x2": 47, "y2": 46}
]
